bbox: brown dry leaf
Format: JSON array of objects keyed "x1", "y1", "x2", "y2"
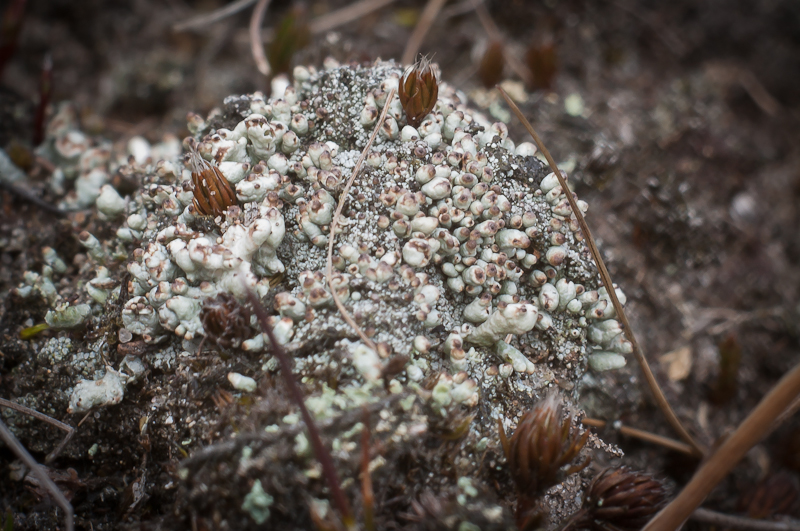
[{"x1": 659, "y1": 346, "x2": 693, "y2": 381}]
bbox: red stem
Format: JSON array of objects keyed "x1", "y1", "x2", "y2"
[{"x1": 244, "y1": 287, "x2": 354, "y2": 524}]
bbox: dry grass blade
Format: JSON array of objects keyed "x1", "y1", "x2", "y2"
[
  {"x1": 249, "y1": 0, "x2": 272, "y2": 77},
  {"x1": 691, "y1": 508, "x2": 800, "y2": 531},
  {"x1": 497, "y1": 86, "x2": 705, "y2": 457},
  {"x1": 581, "y1": 417, "x2": 695, "y2": 455},
  {"x1": 401, "y1": 0, "x2": 448, "y2": 66},
  {"x1": 643, "y1": 361, "x2": 800, "y2": 531},
  {"x1": 173, "y1": 0, "x2": 257, "y2": 32},
  {"x1": 244, "y1": 286, "x2": 354, "y2": 525},
  {"x1": 0, "y1": 418, "x2": 73, "y2": 531},
  {"x1": 309, "y1": 0, "x2": 399, "y2": 36},
  {"x1": 0, "y1": 398, "x2": 75, "y2": 463},
  {"x1": 325, "y1": 88, "x2": 396, "y2": 353}
]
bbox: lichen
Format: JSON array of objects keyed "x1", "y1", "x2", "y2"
[{"x1": 8, "y1": 59, "x2": 635, "y2": 528}]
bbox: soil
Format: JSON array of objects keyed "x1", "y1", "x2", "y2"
[{"x1": 1, "y1": 0, "x2": 800, "y2": 529}]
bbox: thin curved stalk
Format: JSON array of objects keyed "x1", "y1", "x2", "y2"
[
  {"x1": 498, "y1": 86, "x2": 705, "y2": 457},
  {"x1": 643, "y1": 362, "x2": 800, "y2": 531},
  {"x1": 324, "y1": 88, "x2": 396, "y2": 353},
  {"x1": 0, "y1": 419, "x2": 73, "y2": 531},
  {"x1": 249, "y1": 0, "x2": 272, "y2": 76}
]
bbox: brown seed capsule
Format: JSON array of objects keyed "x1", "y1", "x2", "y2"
[
  {"x1": 186, "y1": 148, "x2": 237, "y2": 217},
  {"x1": 525, "y1": 38, "x2": 558, "y2": 91},
  {"x1": 568, "y1": 467, "x2": 668, "y2": 531},
  {"x1": 478, "y1": 40, "x2": 505, "y2": 88},
  {"x1": 399, "y1": 56, "x2": 439, "y2": 128},
  {"x1": 738, "y1": 471, "x2": 800, "y2": 520},
  {"x1": 499, "y1": 392, "x2": 589, "y2": 498},
  {"x1": 200, "y1": 293, "x2": 252, "y2": 349}
]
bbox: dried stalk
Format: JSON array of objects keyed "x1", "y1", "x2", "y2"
[
  {"x1": 0, "y1": 418, "x2": 73, "y2": 531},
  {"x1": 173, "y1": 0, "x2": 256, "y2": 32},
  {"x1": 0, "y1": 398, "x2": 75, "y2": 462},
  {"x1": 401, "y1": 0, "x2": 448, "y2": 66},
  {"x1": 249, "y1": 0, "x2": 272, "y2": 77},
  {"x1": 244, "y1": 286, "x2": 354, "y2": 526},
  {"x1": 581, "y1": 417, "x2": 695, "y2": 456},
  {"x1": 691, "y1": 508, "x2": 800, "y2": 531},
  {"x1": 325, "y1": 88, "x2": 396, "y2": 353},
  {"x1": 309, "y1": 0, "x2": 399, "y2": 36},
  {"x1": 498, "y1": 86, "x2": 705, "y2": 457},
  {"x1": 643, "y1": 362, "x2": 800, "y2": 531}
]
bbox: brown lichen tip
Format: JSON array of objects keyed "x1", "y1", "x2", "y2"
[
  {"x1": 185, "y1": 147, "x2": 237, "y2": 217},
  {"x1": 399, "y1": 55, "x2": 439, "y2": 128},
  {"x1": 499, "y1": 392, "x2": 590, "y2": 497},
  {"x1": 570, "y1": 466, "x2": 668, "y2": 531}
]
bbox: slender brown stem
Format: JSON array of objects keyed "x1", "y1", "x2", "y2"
[
  {"x1": 581, "y1": 417, "x2": 695, "y2": 455},
  {"x1": 643, "y1": 362, "x2": 800, "y2": 531},
  {"x1": 498, "y1": 86, "x2": 705, "y2": 458},
  {"x1": 244, "y1": 287, "x2": 353, "y2": 525},
  {"x1": 325, "y1": 88, "x2": 396, "y2": 353},
  {"x1": 249, "y1": 0, "x2": 272, "y2": 77},
  {"x1": 310, "y1": 0, "x2": 399, "y2": 35},
  {"x1": 0, "y1": 397, "x2": 75, "y2": 462},
  {"x1": 691, "y1": 508, "x2": 800, "y2": 531},
  {"x1": 361, "y1": 410, "x2": 375, "y2": 531},
  {"x1": 401, "y1": 0, "x2": 448, "y2": 66},
  {"x1": 173, "y1": 0, "x2": 256, "y2": 32},
  {"x1": 0, "y1": 180, "x2": 64, "y2": 216},
  {"x1": 0, "y1": 418, "x2": 73, "y2": 531}
]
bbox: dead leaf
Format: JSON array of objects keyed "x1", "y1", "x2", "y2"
[{"x1": 659, "y1": 346, "x2": 693, "y2": 381}]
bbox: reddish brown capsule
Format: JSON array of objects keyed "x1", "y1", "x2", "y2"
[
  {"x1": 738, "y1": 471, "x2": 800, "y2": 520},
  {"x1": 399, "y1": 56, "x2": 439, "y2": 128},
  {"x1": 525, "y1": 39, "x2": 558, "y2": 91},
  {"x1": 500, "y1": 393, "x2": 590, "y2": 496},
  {"x1": 186, "y1": 149, "x2": 237, "y2": 217},
  {"x1": 500, "y1": 393, "x2": 589, "y2": 528},
  {"x1": 200, "y1": 293, "x2": 252, "y2": 349},
  {"x1": 568, "y1": 466, "x2": 668, "y2": 531},
  {"x1": 478, "y1": 41, "x2": 505, "y2": 89}
]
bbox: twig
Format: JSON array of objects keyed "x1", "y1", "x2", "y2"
[
  {"x1": 607, "y1": 0, "x2": 686, "y2": 58},
  {"x1": 173, "y1": 0, "x2": 256, "y2": 32},
  {"x1": 691, "y1": 508, "x2": 800, "y2": 531},
  {"x1": 643, "y1": 362, "x2": 800, "y2": 531},
  {"x1": 182, "y1": 394, "x2": 402, "y2": 468},
  {"x1": 772, "y1": 394, "x2": 800, "y2": 430},
  {"x1": 0, "y1": 180, "x2": 64, "y2": 216},
  {"x1": 498, "y1": 86, "x2": 706, "y2": 458},
  {"x1": 738, "y1": 69, "x2": 781, "y2": 117},
  {"x1": 441, "y1": 0, "x2": 484, "y2": 20},
  {"x1": 249, "y1": 0, "x2": 272, "y2": 77},
  {"x1": 33, "y1": 52, "x2": 52, "y2": 146},
  {"x1": 361, "y1": 410, "x2": 376, "y2": 531},
  {"x1": 309, "y1": 0, "x2": 399, "y2": 35},
  {"x1": 581, "y1": 417, "x2": 695, "y2": 456},
  {"x1": 0, "y1": 398, "x2": 75, "y2": 463},
  {"x1": 244, "y1": 286, "x2": 354, "y2": 526},
  {"x1": 401, "y1": 0, "x2": 448, "y2": 66},
  {"x1": 0, "y1": 0, "x2": 27, "y2": 78},
  {"x1": 324, "y1": 88, "x2": 396, "y2": 353},
  {"x1": 0, "y1": 418, "x2": 73, "y2": 531}
]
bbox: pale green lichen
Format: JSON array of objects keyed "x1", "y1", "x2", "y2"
[
  {"x1": 241, "y1": 479, "x2": 274, "y2": 524},
  {"x1": 45, "y1": 303, "x2": 92, "y2": 329}
]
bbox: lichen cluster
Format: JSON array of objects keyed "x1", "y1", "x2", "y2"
[{"x1": 8, "y1": 59, "x2": 635, "y2": 528}]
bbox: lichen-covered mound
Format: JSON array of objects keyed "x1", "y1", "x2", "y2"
[{"x1": 8, "y1": 59, "x2": 632, "y2": 529}]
